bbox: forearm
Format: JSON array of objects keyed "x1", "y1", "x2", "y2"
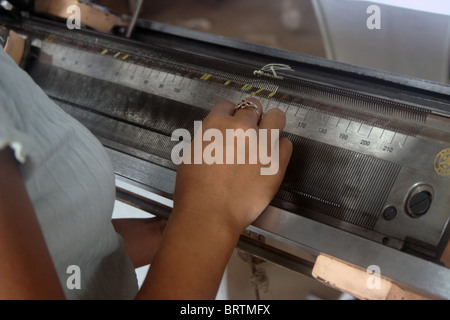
[
  {"x1": 112, "y1": 217, "x2": 166, "y2": 269},
  {"x1": 0, "y1": 149, "x2": 65, "y2": 299},
  {"x1": 136, "y1": 208, "x2": 242, "y2": 300},
  {"x1": 135, "y1": 99, "x2": 292, "y2": 300}
]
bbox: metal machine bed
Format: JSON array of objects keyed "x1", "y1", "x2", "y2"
[{"x1": 1, "y1": 6, "x2": 450, "y2": 299}]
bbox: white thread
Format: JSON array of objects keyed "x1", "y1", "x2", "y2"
[{"x1": 253, "y1": 63, "x2": 294, "y2": 79}]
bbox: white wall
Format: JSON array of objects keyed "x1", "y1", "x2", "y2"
[{"x1": 312, "y1": 0, "x2": 450, "y2": 83}]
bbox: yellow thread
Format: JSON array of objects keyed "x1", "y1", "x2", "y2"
[
  {"x1": 200, "y1": 74, "x2": 211, "y2": 80},
  {"x1": 252, "y1": 88, "x2": 263, "y2": 95},
  {"x1": 101, "y1": 49, "x2": 108, "y2": 55},
  {"x1": 114, "y1": 52, "x2": 121, "y2": 58},
  {"x1": 268, "y1": 91, "x2": 277, "y2": 98},
  {"x1": 241, "y1": 84, "x2": 252, "y2": 91},
  {"x1": 224, "y1": 80, "x2": 231, "y2": 86},
  {"x1": 122, "y1": 54, "x2": 130, "y2": 60}
]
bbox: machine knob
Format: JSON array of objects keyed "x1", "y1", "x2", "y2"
[
  {"x1": 406, "y1": 185, "x2": 433, "y2": 218},
  {"x1": 382, "y1": 206, "x2": 397, "y2": 221}
]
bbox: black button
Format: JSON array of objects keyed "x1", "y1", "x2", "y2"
[
  {"x1": 383, "y1": 206, "x2": 397, "y2": 221},
  {"x1": 408, "y1": 190, "x2": 432, "y2": 217}
]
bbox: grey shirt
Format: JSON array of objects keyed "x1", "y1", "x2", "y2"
[{"x1": 0, "y1": 48, "x2": 138, "y2": 299}]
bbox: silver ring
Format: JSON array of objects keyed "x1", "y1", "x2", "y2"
[{"x1": 233, "y1": 99, "x2": 260, "y2": 117}]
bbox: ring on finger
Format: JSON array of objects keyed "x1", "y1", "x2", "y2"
[{"x1": 233, "y1": 99, "x2": 260, "y2": 117}]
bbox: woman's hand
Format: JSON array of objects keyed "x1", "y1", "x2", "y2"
[
  {"x1": 112, "y1": 217, "x2": 167, "y2": 268},
  {"x1": 138, "y1": 98, "x2": 292, "y2": 299},
  {"x1": 172, "y1": 98, "x2": 293, "y2": 234}
]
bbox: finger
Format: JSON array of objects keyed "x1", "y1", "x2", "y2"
[
  {"x1": 278, "y1": 137, "x2": 293, "y2": 174},
  {"x1": 270, "y1": 137, "x2": 293, "y2": 184},
  {"x1": 233, "y1": 97, "x2": 263, "y2": 126},
  {"x1": 259, "y1": 137, "x2": 292, "y2": 198},
  {"x1": 258, "y1": 108, "x2": 286, "y2": 131},
  {"x1": 258, "y1": 109, "x2": 287, "y2": 168},
  {"x1": 209, "y1": 100, "x2": 236, "y2": 116}
]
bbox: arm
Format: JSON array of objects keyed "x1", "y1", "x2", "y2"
[
  {"x1": 112, "y1": 217, "x2": 167, "y2": 268},
  {"x1": 0, "y1": 148, "x2": 65, "y2": 299},
  {"x1": 137, "y1": 98, "x2": 293, "y2": 299}
]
